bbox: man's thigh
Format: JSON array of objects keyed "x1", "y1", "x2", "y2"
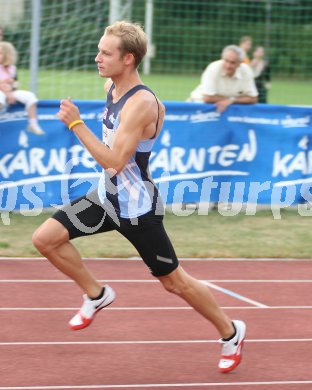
[
  {"x1": 52, "y1": 190, "x2": 115, "y2": 239},
  {"x1": 118, "y1": 213, "x2": 179, "y2": 277}
]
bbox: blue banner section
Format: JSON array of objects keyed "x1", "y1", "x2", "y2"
[{"x1": 1, "y1": 100, "x2": 312, "y2": 211}]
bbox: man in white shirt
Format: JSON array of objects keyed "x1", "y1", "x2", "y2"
[{"x1": 188, "y1": 45, "x2": 258, "y2": 112}]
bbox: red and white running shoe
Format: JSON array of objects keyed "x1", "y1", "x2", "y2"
[
  {"x1": 218, "y1": 320, "x2": 246, "y2": 373},
  {"x1": 69, "y1": 285, "x2": 116, "y2": 330}
]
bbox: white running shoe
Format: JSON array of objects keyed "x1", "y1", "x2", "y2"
[
  {"x1": 69, "y1": 285, "x2": 116, "y2": 331},
  {"x1": 28, "y1": 122, "x2": 45, "y2": 135},
  {"x1": 218, "y1": 320, "x2": 246, "y2": 373}
]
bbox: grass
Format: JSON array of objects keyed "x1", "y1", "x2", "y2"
[
  {"x1": 18, "y1": 70, "x2": 312, "y2": 105},
  {"x1": 1, "y1": 208, "x2": 312, "y2": 258}
]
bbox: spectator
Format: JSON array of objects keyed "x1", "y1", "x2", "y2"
[
  {"x1": 250, "y1": 46, "x2": 271, "y2": 104},
  {"x1": 188, "y1": 45, "x2": 258, "y2": 113},
  {"x1": 239, "y1": 36, "x2": 252, "y2": 64},
  {"x1": 0, "y1": 41, "x2": 44, "y2": 135}
]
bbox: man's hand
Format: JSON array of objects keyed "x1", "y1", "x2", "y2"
[
  {"x1": 57, "y1": 97, "x2": 81, "y2": 127},
  {"x1": 216, "y1": 98, "x2": 234, "y2": 113}
]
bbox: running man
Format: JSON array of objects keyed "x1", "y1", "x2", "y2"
[{"x1": 32, "y1": 21, "x2": 246, "y2": 373}]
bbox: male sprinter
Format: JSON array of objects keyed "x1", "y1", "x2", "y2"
[{"x1": 32, "y1": 21, "x2": 246, "y2": 373}]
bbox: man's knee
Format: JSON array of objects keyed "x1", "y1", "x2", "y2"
[
  {"x1": 158, "y1": 268, "x2": 193, "y2": 296},
  {"x1": 32, "y1": 218, "x2": 69, "y2": 255}
]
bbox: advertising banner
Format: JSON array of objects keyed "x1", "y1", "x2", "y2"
[{"x1": 1, "y1": 101, "x2": 312, "y2": 212}]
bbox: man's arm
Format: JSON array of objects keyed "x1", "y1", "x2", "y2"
[
  {"x1": 57, "y1": 94, "x2": 155, "y2": 174},
  {"x1": 203, "y1": 95, "x2": 258, "y2": 104},
  {"x1": 230, "y1": 96, "x2": 258, "y2": 104},
  {"x1": 203, "y1": 94, "x2": 257, "y2": 113}
]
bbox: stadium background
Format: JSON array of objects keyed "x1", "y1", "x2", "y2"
[
  {"x1": 1, "y1": 0, "x2": 312, "y2": 216},
  {"x1": 0, "y1": 0, "x2": 312, "y2": 104},
  {"x1": 0, "y1": 0, "x2": 312, "y2": 272}
]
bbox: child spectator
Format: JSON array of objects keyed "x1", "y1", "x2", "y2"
[
  {"x1": 250, "y1": 46, "x2": 271, "y2": 104},
  {"x1": 239, "y1": 36, "x2": 252, "y2": 64},
  {"x1": 0, "y1": 41, "x2": 44, "y2": 135}
]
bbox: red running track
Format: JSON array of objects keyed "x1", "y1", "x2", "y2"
[{"x1": 0, "y1": 258, "x2": 311, "y2": 389}]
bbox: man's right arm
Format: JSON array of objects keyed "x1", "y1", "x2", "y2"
[{"x1": 203, "y1": 94, "x2": 228, "y2": 103}]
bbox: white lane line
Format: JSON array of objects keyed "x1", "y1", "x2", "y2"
[
  {"x1": 1, "y1": 338, "x2": 312, "y2": 346},
  {"x1": 0, "y1": 279, "x2": 269, "y2": 308},
  {"x1": 1, "y1": 381, "x2": 312, "y2": 389},
  {"x1": 0, "y1": 279, "x2": 311, "y2": 283},
  {"x1": 202, "y1": 281, "x2": 268, "y2": 308},
  {"x1": 0, "y1": 280, "x2": 157, "y2": 283},
  {"x1": 0, "y1": 307, "x2": 192, "y2": 311},
  {"x1": 2, "y1": 307, "x2": 191, "y2": 311},
  {"x1": 0, "y1": 257, "x2": 311, "y2": 262},
  {"x1": 0, "y1": 306, "x2": 311, "y2": 311}
]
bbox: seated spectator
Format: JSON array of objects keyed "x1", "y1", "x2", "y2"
[
  {"x1": 250, "y1": 46, "x2": 271, "y2": 104},
  {"x1": 239, "y1": 36, "x2": 252, "y2": 64},
  {"x1": 188, "y1": 45, "x2": 258, "y2": 113},
  {"x1": 0, "y1": 41, "x2": 44, "y2": 135}
]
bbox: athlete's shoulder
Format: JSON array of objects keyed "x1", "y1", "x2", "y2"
[
  {"x1": 130, "y1": 87, "x2": 164, "y2": 114},
  {"x1": 121, "y1": 86, "x2": 164, "y2": 124}
]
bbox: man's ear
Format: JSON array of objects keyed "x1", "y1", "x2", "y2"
[{"x1": 123, "y1": 52, "x2": 135, "y2": 66}]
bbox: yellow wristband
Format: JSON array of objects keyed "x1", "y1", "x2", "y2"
[{"x1": 68, "y1": 119, "x2": 84, "y2": 130}]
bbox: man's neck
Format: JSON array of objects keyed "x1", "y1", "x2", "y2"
[{"x1": 112, "y1": 71, "x2": 142, "y2": 101}]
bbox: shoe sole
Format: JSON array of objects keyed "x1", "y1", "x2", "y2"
[
  {"x1": 69, "y1": 291, "x2": 116, "y2": 331},
  {"x1": 219, "y1": 320, "x2": 246, "y2": 373},
  {"x1": 219, "y1": 340, "x2": 244, "y2": 373}
]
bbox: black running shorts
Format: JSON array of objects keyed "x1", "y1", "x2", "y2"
[{"x1": 52, "y1": 190, "x2": 179, "y2": 277}]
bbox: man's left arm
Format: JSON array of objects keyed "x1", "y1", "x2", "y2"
[
  {"x1": 229, "y1": 95, "x2": 258, "y2": 104},
  {"x1": 215, "y1": 94, "x2": 258, "y2": 113}
]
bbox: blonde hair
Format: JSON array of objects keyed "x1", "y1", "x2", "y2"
[
  {"x1": 0, "y1": 41, "x2": 17, "y2": 66},
  {"x1": 104, "y1": 21, "x2": 147, "y2": 68}
]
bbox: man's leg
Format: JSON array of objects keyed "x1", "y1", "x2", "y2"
[
  {"x1": 33, "y1": 217, "x2": 116, "y2": 330},
  {"x1": 158, "y1": 266, "x2": 234, "y2": 338},
  {"x1": 118, "y1": 212, "x2": 246, "y2": 372},
  {"x1": 158, "y1": 267, "x2": 246, "y2": 373},
  {"x1": 32, "y1": 218, "x2": 102, "y2": 298}
]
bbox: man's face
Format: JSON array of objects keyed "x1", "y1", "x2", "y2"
[
  {"x1": 95, "y1": 34, "x2": 125, "y2": 78},
  {"x1": 222, "y1": 50, "x2": 241, "y2": 76}
]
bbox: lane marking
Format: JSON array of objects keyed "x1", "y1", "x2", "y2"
[
  {"x1": 1, "y1": 338, "x2": 312, "y2": 346},
  {"x1": 0, "y1": 279, "x2": 311, "y2": 283},
  {"x1": 0, "y1": 257, "x2": 311, "y2": 262},
  {"x1": 0, "y1": 279, "x2": 273, "y2": 308},
  {"x1": 1, "y1": 380, "x2": 312, "y2": 389},
  {"x1": 0, "y1": 305, "x2": 311, "y2": 311},
  {"x1": 1, "y1": 381, "x2": 312, "y2": 389},
  {"x1": 202, "y1": 281, "x2": 268, "y2": 308}
]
